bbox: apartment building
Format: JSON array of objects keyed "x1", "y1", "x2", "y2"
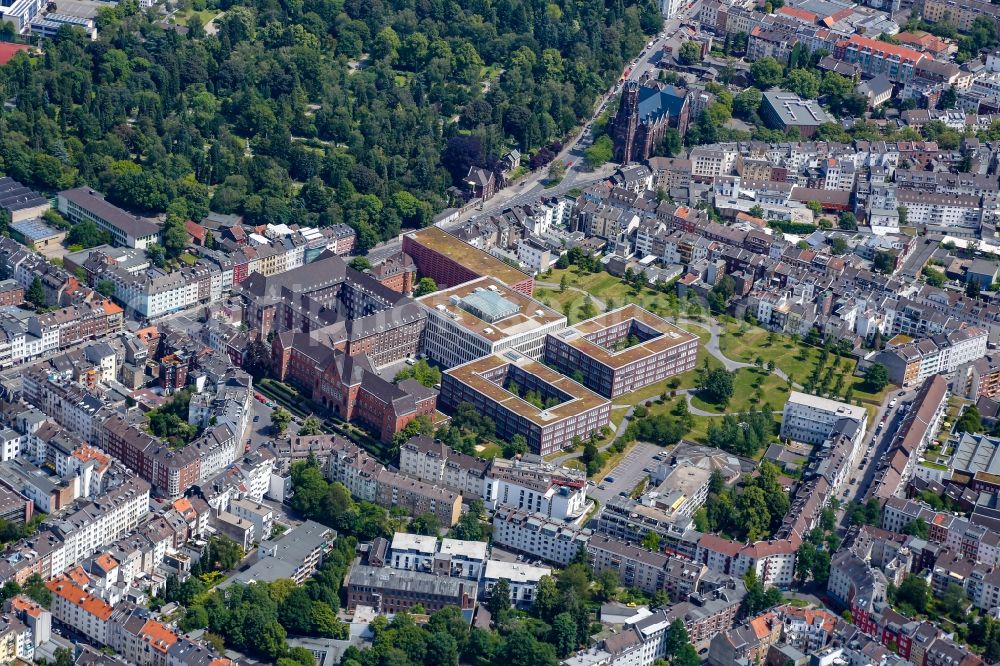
[
  {"x1": 257, "y1": 520, "x2": 336, "y2": 585},
  {"x1": 544, "y1": 305, "x2": 698, "y2": 399},
  {"x1": 375, "y1": 469, "x2": 463, "y2": 527},
  {"x1": 491, "y1": 507, "x2": 592, "y2": 566},
  {"x1": 780, "y1": 392, "x2": 868, "y2": 445},
  {"x1": 229, "y1": 499, "x2": 274, "y2": 542},
  {"x1": 482, "y1": 560, "x2": 551, "y2": 605},
  {"x1": 439, "y1": 351, "x2": 611, "y2": 456},
  {"x1": 323, "y1": 434, "x2": 382, "y2": 502},
  {"x1": 57, "y1": 188, "x2": 160, "y2": 249},
  {"x1": 397, "y1": 435, "x2": 490, "y2": 498},
  {"x1": 45, "y1": 574, "x2": 114, "y2": 645},
  {"x1": 696, "y1": 534, "x2": 799, "y2": 589},
  {"x1": 834, "y1": 34, "x2": 925, "y2": 83},
  {"x1": 387, "y1": 533, "x2": 488, "y2": 579},
  {"x1": 920, "y1": 0, "x2": 1000, "y2": 31},
  {"x1": 417, "y1": 277, "x2": 566, "y2": 368},
  {"x1": 877, "y1": 326, "x2": 988, "y2": 385},
  {"x1": 485, "y1": 458, "x2": 586, "y2": 523},
  {"x1": 588, "y1": 535, "x2": 722, "y2": 598}
]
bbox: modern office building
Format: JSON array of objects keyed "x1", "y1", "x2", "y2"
[
  {"x1": 544, "y1": 305, "x2": 698, "y2": 399},
  {"x1": 417, "y1": 277, "x2": 566, "y2": 368},
  {"x1": 440, "y1": 351, "x2": 611, "y2": 456},
  {"x1": 760, "y1": 92, "x2": 834, "y2": 139},
  {"x1": 57, "y1": 188, "x2": 160, "y2": 249}
]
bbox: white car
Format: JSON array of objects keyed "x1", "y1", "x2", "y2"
[{"x1": 889, "y1": 398, "x2": 897, "y2": 408}]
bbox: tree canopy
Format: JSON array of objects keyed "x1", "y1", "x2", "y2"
[{"x1": 0, "y1": 0, "x2": 661, "y2": 250}]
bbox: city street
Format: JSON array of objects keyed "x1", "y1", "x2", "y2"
[
  {"x1": 588, "y1": 441, "x2": 664, "y2": 506},
  {"x1": 838, "y1": 385, "x2": 920, "y2": 522}
]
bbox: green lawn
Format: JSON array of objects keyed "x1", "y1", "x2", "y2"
[
  {"x1": 535, "y1": 267, "x2": 679, "y2": 323},
  {"x1": 717, "y1": 319, "x2": 892, "y2": 413},
  {"x1": 718, "y1": 323, "x2": 820, "y2": 382},
  {"x1": 170, "y1": 8, "x2": 220, "y2": 25},
  {"x1": 689, "y1": 367, "x2": 790, "y2": 414}
]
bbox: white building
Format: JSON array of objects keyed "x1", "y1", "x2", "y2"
[
  {"x1": 45, "y1": 575, "x2": 112, "y2": 645},
  {"x1": 485, "y1": 457, "x2": 588, "y2": 521},
  {"x1": 437, "y1": 538, "x2": 488, "y2": 579},
  {"x1": 417, "y1": 277, "x2": 566, "y2": 369},
  {"x1": 780, "y1": 392, "x2": 868, "y2": 445},
  {"x1": 230, "y1": 499, "x2": 274, "y2": 542},
  {"x1": 491, "y1": 508, "x2": 591, "y2": 566},
  {"x1": 389, "y1": 533, "x2": 437, "y2": 572},
  {"x1": 482, "y1": 560, "x2": 551, "y2": 606}
]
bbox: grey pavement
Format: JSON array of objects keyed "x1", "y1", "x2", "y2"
[{"x1": 588, "y1": 441, "x2": 664, "y2": 506}]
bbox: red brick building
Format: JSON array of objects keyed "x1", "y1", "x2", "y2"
[
  {"x1": 401, "y1": 227, "x2": 534, "y2": 295},
  {"x1": 99, "y1": 414, "x2": 200, "y2": 499},
  {"x1": 369, "y1": 252, "x2": 416, "y2": 294},
  {"x1": 273, "y1": 333, "x2": 436, "y2": 443}
]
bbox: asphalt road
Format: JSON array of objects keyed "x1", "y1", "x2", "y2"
[
  {"x1": 837, "y1": 384, "x2": 921, "y2": 522},
  {"x1": 588, "y1": 441, "x2": 664, "y2": 506}
]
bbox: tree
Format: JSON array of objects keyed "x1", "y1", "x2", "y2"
[
  {"x1": 873, "y1": 250, "x2": 897, "y2": 274},
  {"x1": 298, "y1": 415, "x2": 324, "y2": 436},
  {"x1": 409, "y1": 512, "x2": 441, "y2": 536},
  {"x1": 785, "y1": 68, "x2": 820, "y2": 99},
  {"x1": 395, "y1": 359, "x2": 441, "y2": 388},
  {"x1": 922, "y1": 267, "x2": 945, "y2": 287},
  {"x1": 839, "y1": 212, "x2": 857, "y2": 230},
  {"x1": 54, "y1": 648, "x2": 74, "y2": 666},
  {"x1": 903, "y1": 518, "x2": 930, "y2": 539},
  {"x1": 551, "y1": 612, "x2": 578, "y2": 657},
  {"x1": 678, "y1": 41, "x2": 701, "y2": 65},
  {"x1": 487, "y1": 578, "x2": 511, "y2": 619},
  {"x1": 244, "y1": 340, "x2": 272, "y2": 381},
  {"x1": 414, "y1": 277, "x2": 438, "y2": 296},
  {"x1": 895, "y1": 574, "x2": 930, "y2": 614},
  {"x1": 548, "y1": 160, "x2": 567, "y2": 184},
  {"x1": 349, "y1": 257, "x2": 371, "y2": 272},
  {"x1": 955, "y1": 405, "x2": 984, "y2": 434},
  {"x1": 96, "y1": 279, "x2": 117, "y2": 297},
  {"x1": 699, "y1": 367, "x2": 735, "y2": 405},
  {"x1": 26, "y1": 277, "x2": 46, "y2": 308},
  {"x1": 271, "y1": 407, "x2": 292, "y2": 435},
  {"x1": 749, "y1": 57, "x2": 783, "y2": 87},
  {"x1": 967, "y1": 280, "x2": 981, "y2": 300},
  {"x1": 66, "y1": 219, "x2": 110, "y2": 249},
  {"x1": 733, "y1": 88, "x2": 763, "y2": 119},
  {"x1": 641, "y1": 531, "x2": 661, "y2": 552},
  {"x1": 865, "y1": 363, "x2": 889, "y2": 392},
  {"x1": 585, "y1": 135, "x2": 614, "y2": 168},
  {"x1": 940, "y1": 583, "x2": 968, "y2": 619},
  {"x1": 830, "y1": 237, "x2": 848, "y2": 255}
]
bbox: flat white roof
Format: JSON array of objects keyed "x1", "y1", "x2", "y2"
[
  {"x1": 785, "y1": 390, "x2": 867, "y2": 421},
  {"x1": 483, "y1": 559, "x2": 551, "y2": 583},
  {"x1": 390, "y1": 532, "x2": 437, "y2": 555},
  {"x1": 438, "y1": 538, "x2": 488, "y2": 561}
]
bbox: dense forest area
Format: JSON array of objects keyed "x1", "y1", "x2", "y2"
[{"x1": 0, "y1": 0, "x2": 660, "y2": 249}]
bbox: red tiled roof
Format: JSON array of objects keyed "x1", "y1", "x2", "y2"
[
  {"x1": 778, "y1": 6, "x2": 817, "y2": 22},
  {"x1": 841, "y1": 34, "x2": 925, "y2": 64}
]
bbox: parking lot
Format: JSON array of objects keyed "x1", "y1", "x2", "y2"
[{"x1": 588, "y1": 441, "x2": 663, "y2": 506}]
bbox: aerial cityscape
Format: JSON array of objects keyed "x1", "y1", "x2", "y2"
[{"x1": 0, "y1": 0, "x2": 999, "y2": 663}]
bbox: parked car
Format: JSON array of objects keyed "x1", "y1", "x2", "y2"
[{"x1": 605, "y1": 476, "x2": 615, "y2": 483}]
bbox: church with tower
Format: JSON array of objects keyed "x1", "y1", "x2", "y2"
[{"x1": 610, "y1": 80, "x2": 691, "y2": 164}]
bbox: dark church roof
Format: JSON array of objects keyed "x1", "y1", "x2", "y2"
[{"x1": 637, "y1": 84, "x2": 687, "y2": 124}]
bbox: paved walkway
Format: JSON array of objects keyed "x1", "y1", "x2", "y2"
[{"x1": 550, "y1": 315, "x2": 804, "y2": 466}]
